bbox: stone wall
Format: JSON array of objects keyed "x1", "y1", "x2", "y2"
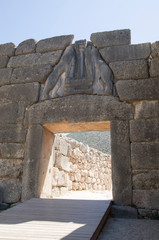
[
  {"x1": 0, "y1": 29, "x2": 159, "y2": 211},
  {"x1": 52, "y1": 135, "x2": 111, "y2": 196}
]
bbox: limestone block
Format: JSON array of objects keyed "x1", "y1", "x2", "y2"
[
  {"x1": 0, "y1": 56, "x2": 9, "y2": 68},
  {"x1": 11, "y1": 64, "x2": 52, "y2": 84},
  {"x1": 59, "y1": 138, "x2": 69, "y2": 155},
  {"x1": 0, "y1": 82, "x2": 40, "y2": 106},
  {"x1": 0, "y1": 68, "x2": 12, "y2": 86},
  {"x1": 131, "y1": 142, "x2": 159, "y2": 169},
  {"x1": 90, "y1": 29, "x2": 130, "y2": 48},
  {"x1": 0, "y1": 179, "x2": 22, "y2": 203},
  {"x1": 36, "y1": 35, "x2": 74, "y2": 53},
  {"x1": 135, "y1": 100, "x2": 159, "y2": 119},
  {"x1": 22, "y1": 125, "x2": 44, "y2": 201},
  {"x1": 133, "y1": 190, "x2": 159, "y2": 209},
  {"x1": 15, "y1": 39, "x2": 36, "y2": 55},
  {"x1": 0, "y1": 43, "x2": 16, "y2": 57},
  {"x1": 0, "y1": 159, "x2": 23, "y2": 178},
  {"x1": 0, "y1": 124, "x2": 27, "y2": 143},
  {"x1": 52, "y1": 187, "x2": 60, "y2": 197},
  {"x1": 74, "y1": 173, "x2": 81, "y2": 182},
  {"x1": 25, "y1": 95, "x2": 134, "y2": 125},
  {"x1": 60, "y1": 187, "x2": 69, "y2": 196},
  {"x1": 110, "y1": 59, "x2": 148, "y2": 80},
  {"x1": 100, "y1": 43, "x2": 151, "y2": 63},
  {"x1": 0, "y1": 143, "x2": 24, "y2": 159},
  {"x1": 116, "y1": 78, "x2": 159, "y2": 101},
  {"x1": 111, "y1": 120, "x2": 132, "y2": 205},
  {"x1": 130, "y1": 119, "x2": 159, "y2": 142},
  {"x1": 133, "y1": 170, "x2": 159, "y2": 190},
  {"x1": 151, "y1": 41, "x2": 159, "y2": 58},
  {"x1": 150, "y1": 57, "x2": 159, "y2": 77},
  {"x1": 57, "y1": 171, "x2": 69, "y2": 187},
  {"x1": 8, "y1": 51, "x2": 62, "y2": 68},
  {"x1": 0, "y1": 102, "x2": 25, "y2": 123},
  {"x1": 55, "y1": 153, "x2": 70, "y2": 171}
]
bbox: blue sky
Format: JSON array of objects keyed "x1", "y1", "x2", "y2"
[{"x1": 1, "y1": 0, "x2": 159, "y2": 46}]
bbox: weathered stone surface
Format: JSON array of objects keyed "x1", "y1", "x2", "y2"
[
  {"x1": 151, "y1": 41, "x2": 159, "y2": 58},
  {"x1": 22, "y1": 125, "x2": 44, "y2": 201},
  {"x1": 0, "y1": 43, "x2": 15, "y2": 57},
  {"x1": 133, "y1": 190, "x2": 159, "y2": 209},
  {"x1": 135, "y1": 100, "x2": 159, "y2": 119},
  {"x1": 0, "y1": 159, "x2": 23, "y2": 178},
  {"x1": 25, "y1": 96, "x2": 134, "y2": 124},
  {"x1": 111, "y1": 120, "x2": 132, "y2": 205},
  {"x1": 55, "y1": 153, "x2": 70, "y2": 172},
  {"x1": 36, "y1": 35, "x2": 74, "y2": 53},
  {"x1": 0, "y1": 82, "x2": 40, "y2": 106},
  {"x1": 0, "y1": 102, "x2": 25, "y2": 123},
  {"x1": 110, "y1": 205, "x2": 137, "y2": 219},
  {"x1": 116, "y1": 78, "x2": 159, "y2": 101},
  {"x1": 130, "y1": 119, "x2": 159, "y2": 142},
  {"x1": 11, "y1": 64, "x2": 52, "y2": 84},
  {"x1": 100, "y1": 43, "x2": 151, "y2": 63},
  {"x1": 133, "y1": 170, "x2": 159, "y2": 190},
  {"x1": 8, "y1": 51, "x2": 62, "y2": 68},
  {"x1": 90, "y1": 29, "x2": 130, "y2": 48},
  {"x1": 150, "y1": 57, "x2": 159, "y2": 77},
  {"x1": 131, "y1": 142, "x2": 159, "y2": 169},
  {"x1": 0, "y1": 56, "x2": 9, "y2": 68},
  {"x1": 0, "y1": 179, "x2": 21, "y2": 203},
  {"x1": 110, "y1": 59, "x2": 148, "y2": 80},
  {"x1": 0, "y1": 143, "x2": 24, "y2": 159},
  {"x1": 0, "y1": 68, "x2": 12, "y2": 86},
  {"x1": 0, "y1": 124, "x2": 27, "y2": 143},
  {"x1": 15, "y1": 39, "x2": 36, "y2": 55}
]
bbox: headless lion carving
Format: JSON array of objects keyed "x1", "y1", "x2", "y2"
[{"x1": 42, "y1": 40, "x2": 114, "y2": 100}]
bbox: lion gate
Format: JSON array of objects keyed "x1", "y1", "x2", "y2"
[{"x1": 0, "y1": 29, "x2": 159, "y2": 211}]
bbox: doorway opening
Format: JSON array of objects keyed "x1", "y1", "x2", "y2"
[{"x1": 37, "y1": 121, "x2": 112, "y2": 200}]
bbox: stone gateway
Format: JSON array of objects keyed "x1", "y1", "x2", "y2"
[{"x1": 0, "y1": 29, "x2": 159, "y2": 213}]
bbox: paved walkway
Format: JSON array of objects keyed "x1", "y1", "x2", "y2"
[
  {"x1": 98, "y1": 217, "x2": 159, "y2": 240},
  {"x1": 0, "y1": 191, "x2": 112, "y2": 240}
]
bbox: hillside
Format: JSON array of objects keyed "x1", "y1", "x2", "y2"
[{"x1": 67, "y1": 131, "x2": 111, "y2": 154}]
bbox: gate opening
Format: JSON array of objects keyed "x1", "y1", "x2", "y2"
[{"x1": 37, "y1": 121, "x2": 112, "y2": 200}]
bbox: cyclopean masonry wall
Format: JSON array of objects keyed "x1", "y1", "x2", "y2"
[
  {"x1": 0, "y1": 29, "x2": 159, "y2": 212},
  {"x1": 50, "y1": 134, "x2": 111, "y2": 197}
]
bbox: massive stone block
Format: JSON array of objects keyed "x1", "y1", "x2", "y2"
[
  {"x1": 15, "y1": 39, "x2": 37, "y2": 55},
  {"x1": 55, "y1": 153, "x2": 70, "y2": 172},
  {"x1": 90, "y1": 29, "x2": 130, "y2": 48},
  {"x1": 150, "y1": 57, "x2": 159, "y2": 77},
  {"x1": 25, "y1": 95, "x2": 134, "y2": 125},
  {"x1": 131, "y1": 142, "x2": 159, "y2": 169},
  {"x1": 0, "y1": 143, "x2": 24, "y2": 159},
  {"x1": 100, "y1": 43, "x2": 151, "y2": 63},
  {"x1": 151, "y1": 41, "x2": 159, "y2": 58},
  {"x1": 130, "y1": 119, "x2": 159, "y2": 142},
  {"x1": 36, "y1": 35, "x2": 74, "y2": 53},
  {"x1": 111, "y1": 120, "x2": 132, "y2": 205},
  {"x1": 110, "y1": 59, "x2": 148, "y2": 80},
  {"x1": 0, "y1": 159, "x2": 23, "y2": 178},
  {"x1": 116, "y1": 78, "x2": 159, "y2": 101},
  {"x1": 0, "y1": 179, "x2": 22, "y2": 203},
  {"x1": 135, "y1": 100, "x2": 159, "y2": 119},
  {"x1": 133, "y1": 170, "x2": 159, "y2": 190},
  {"x1": 0, "y1": 43, "x2": 15, "y2": 57},
  {"x1": 0, "y1": 82, "x2": 40, "y2": 106},
  {"x1": 133, "y1": 190, "x2": 159, "y2": 209},
  {"x1": 8, "y1": 51, "x2": 62, "y2": 68},
  {"x1": 0, "y1": 124, "x2": 27, "y2": 143},
  {"x1": 0, "y1": 56, "x2": 9, "y2": 68},
  {"x1": 22, "y1": 125, "x2": 44, "y2": 201},
  {"x1": 0, "y1": 68, "x2": 12, "y2": 86},
  {"x1": 0, "y1": 102, "x2": 25, "y2": 123},
  {"x1": 11, "y1": 64, "x2": 52, "y2": 84}
]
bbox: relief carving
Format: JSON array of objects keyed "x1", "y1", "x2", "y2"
[{"x1": 41, "y1": 40, "x2": 115, "y2": 100}]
